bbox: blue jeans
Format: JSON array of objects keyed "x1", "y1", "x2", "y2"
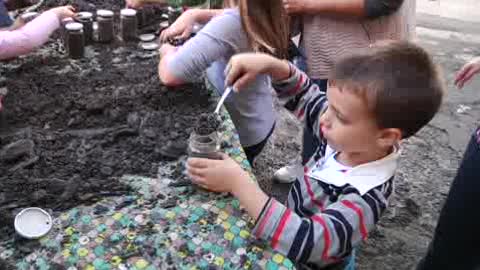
[{"x1": 0, "y1": 0, "x2": 12, "y2": 28}]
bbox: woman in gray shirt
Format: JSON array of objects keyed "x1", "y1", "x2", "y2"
[{"x1": 158, "y1": 0, "x2": 289, "y2": 164}]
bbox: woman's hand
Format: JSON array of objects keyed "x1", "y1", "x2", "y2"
[
  {"x1": 455, "y1": 57, "x2": 480, "y2": 89},
  {"x1": 283, "y1": 0, "x2": 311, "y2": 14},
  {"x1": 50, "y1": 5, "x2": 75, "y2": 20}
]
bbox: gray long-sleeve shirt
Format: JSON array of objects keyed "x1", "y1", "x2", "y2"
[{"x1": 167, "y1": 9, "x2": 275, "y2": 148}]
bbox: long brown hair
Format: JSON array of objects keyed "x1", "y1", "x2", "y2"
[{"x1": 238, "y1": 0, "x2": 290, "y2": 59}]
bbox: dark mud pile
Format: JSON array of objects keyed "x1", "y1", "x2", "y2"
[
  {"x1": 194, "y1": 113, "x2": 220, "y2": 135},
  {"x1": 0, "y1": 1, "x2": 214, "y2": 241}
]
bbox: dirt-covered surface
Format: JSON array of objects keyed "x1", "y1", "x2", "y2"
[{"x1": 0, "y1": 0, "x2": 215, "y2": 244}]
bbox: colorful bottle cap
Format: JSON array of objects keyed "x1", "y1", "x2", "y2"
[{"x1": 14, "y1": 207, "x2": 53, "y2": 239}]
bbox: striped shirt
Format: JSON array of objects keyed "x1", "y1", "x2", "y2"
[{"x1": 252, "y1": 64, "x2": 400, "y2": 269}]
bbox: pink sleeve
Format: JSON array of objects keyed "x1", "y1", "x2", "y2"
[{"x1": 0, "y1": 10, "x2": 60, "y2": 60}]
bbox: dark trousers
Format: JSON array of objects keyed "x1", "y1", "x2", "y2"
[
  {"x1": 417, "y1": 128, "x2": 480, "y2": 270},
  {"x1": 244, "y1": 123, "x2": 275, "y2": 166},
  {"x1": 302, "y1": 79, "x2": 328, "y2": 164}
]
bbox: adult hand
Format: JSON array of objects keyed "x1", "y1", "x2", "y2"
[
  {"x1": 455, "y1": 57, "x2": 480, "y2": 89},
  {"x1": 283, "y1": 0, "x2": 311, "y2": 14},
  {"x1": 160, "y1": 9, "x2": 197, "y2": 43},
  {"x1": 50, "y1": 5, "x2": 75, "y2": 20},
  {"x1": 187, "y1": 153, "x2": 249, "y2": 193},
  {"x1": 125, "y1": 0, "x2": 144, "y2": 9}
]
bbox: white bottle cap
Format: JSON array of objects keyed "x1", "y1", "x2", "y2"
[
  {"x1": 120, "y1": 8, "x2": 137, "y2": 17},
  {"x1": 14, "y1": 208, "x2": 53, "y2": 239},
  {"x1": 77, "y1": 12, "x2": 93, "y2": 19},
  {"x1": 139, "y1": 33, "x2": 155, "y2": 42},
  {"x1": 141, "y1": 42, "x2": 159, "y2": 51},
  {"x1": 97, "y1": 9, "x2": 114, "y2": 18},
  {"x1": 65, "y1": 22, "x2": 84, "y2": 31}
]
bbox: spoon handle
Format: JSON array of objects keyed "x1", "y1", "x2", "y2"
[{"x1": 214, "y1": 86, "x2": 233, "y2": 114}]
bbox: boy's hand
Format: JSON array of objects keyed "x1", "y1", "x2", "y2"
[
  {"x1": 225, "y1": 53, "x2": 290, "y2": 91},
  {"x1": 160, "y1": 9, "x2": 197, "y2": 42},
  {"x1": 50, "y1": 5, "x2": 75, "y2": 20},
  {"x1": 283, "y1": 0, "x2": 311, "y2": 14},
  {"x1": 187, "y1": 153, "x2": 249, "y2": 193},
  {"x1": 455, "y1": 57, "x2": 480, "y2": 89}
]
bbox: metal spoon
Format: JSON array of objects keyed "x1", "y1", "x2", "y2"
[{"x1": 214, "y1": 86, "x2": 233, "y2": 114}]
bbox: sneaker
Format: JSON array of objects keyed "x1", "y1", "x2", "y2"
[{"x1": 273, "y1": 164, "x2": 301, "y2": 184}]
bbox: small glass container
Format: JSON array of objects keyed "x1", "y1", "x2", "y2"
[
  {"x1": 96, "y1": 9, "x2": 114, "y2": 43},
  {"x1": 61, "y1": 17, "x2": 74, "y2": 46},
  {"x1": 75, "y1": 12, "x2": 93, "y2": 45},
  {"x1": 188, "y1": 131, "x2": 221, "y2": 160},
  {"x1": 20, "y1": 11, "x2": 38, "y2": 23},
  {"x1": 120, "y1": 8, "x2": 138, "y2": 42},
  {"x1": 65, "y1": 22, "x2": 84, "y2": 59}
]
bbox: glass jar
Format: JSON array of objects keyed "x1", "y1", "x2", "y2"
[
  {"x1": 120, "y1": 8, "x2": 137, "y2": 42},
  {"x1": 61, "y1": 17, "x2": 74, "y2": 46},
  {"x1": 75, "y1": 12, "x2": 93, "y2": 45},
  {"x1": 65, "y1": 23, "x2": 84, "y2": 59},
  {"x1": 96, "y1": 9, "x2": 114, "y2": 43},
  {"x1": 188, "y1": 131, "x2": 221, "y2": 160},
  {"x1": 167, "y1": 6, "x2": 182, "y2": 25}
]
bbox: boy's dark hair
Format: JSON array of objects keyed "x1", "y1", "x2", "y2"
[{"x1": 330, "y1": 41, "x2": 445, "y2": 139}]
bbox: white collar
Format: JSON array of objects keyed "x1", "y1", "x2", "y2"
[{"x1": 307, "y1": 145, "x2": 400, "y2": 195}]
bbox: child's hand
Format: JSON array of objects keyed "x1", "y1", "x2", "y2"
[
  {"x1": 225, "y1": 53, "x2": 290, "y2": 91},
  {"x1": 455, "y1": 57, "x2": 480, "y2": 89},
  {"x1": 160, "y1": 9, "x2": 198, "y2": 43},
  {"x1": 50, "y1": 5, "x2": 75, "y2": 20},
  {"x1": 187, "y1": 153, "x2": 250, "y2": 193},
  {"x1": 283, "y1": 0, "x2": 311, "y2": 14}
]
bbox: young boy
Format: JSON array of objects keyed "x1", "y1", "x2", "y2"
[{"x1": 187, "y1": 41, "x2": 445, "y2": 269}]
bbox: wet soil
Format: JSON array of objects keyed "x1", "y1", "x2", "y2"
[{"x1": 0, "y1": 0, "x2": 214, "y2": 242}]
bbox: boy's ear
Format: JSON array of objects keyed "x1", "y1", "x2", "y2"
[{"x1": 377, "y1": 128, "x2": 402, "y2": 148}]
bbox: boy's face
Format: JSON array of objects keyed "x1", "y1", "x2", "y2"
[{"x1": 319, "y1": 84, "x2": 390, "y2": 153}]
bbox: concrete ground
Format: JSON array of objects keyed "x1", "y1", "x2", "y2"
[{"x1": 252, "y1": 1, "x2": 480, "y2": 269}]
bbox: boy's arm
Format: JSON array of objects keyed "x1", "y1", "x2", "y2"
[
  {"x1": 272, "y1": 62, "x2": 328, "y2": 137},
  {"x1": 251, "y1": 184, "x2": 391, "y2": 267},
  {"x1": 0, "y1": 10, "x2": 59, "y2": 60}
]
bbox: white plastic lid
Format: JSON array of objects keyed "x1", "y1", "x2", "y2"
[
  {"x1": 97, "y1": 9, "x2": 114, "y2": 17},
  {"x1": 65, "y1": 22, "x2": 84, "y2": 31},
  {"x1": 139, "y1": 34, "x2": 155, "y2": 42},
  {"x1": 159, "y1": 21, "x2": 169, "y2": 29},
  {"x1": 141, "y1": 42, "x2": 159, "y2": 51},
  {"x1": 77, "y1": 12, "x2": 93, "y2": 19},
  {"x1": 14, "y1": 208, "x2": 53, "y2": 239},
  {"x1": 120, "y1": 8, "x2": 137, "y2": 17}
]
